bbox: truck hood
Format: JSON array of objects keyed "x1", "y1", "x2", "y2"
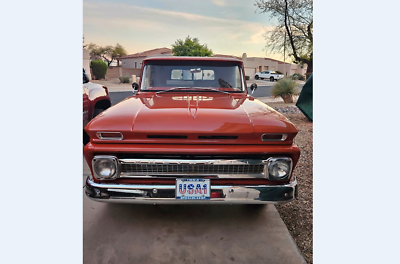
[{"x1": 86, "y1": 93, "x2": 298, "y2": 144}]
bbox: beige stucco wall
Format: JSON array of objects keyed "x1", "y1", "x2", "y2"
[
  {"x1": 277, "y1": 64, "x2": 307, "y2": 76},
  {"x1": 121, "y1": 57, "x2": 146, "y2": 69},
  {"x1": 83, "y1": 49, "x2": 91, "y2": 80},
  {"x1": 241, "y1": 53, "x2": 307, "y2": 78}
]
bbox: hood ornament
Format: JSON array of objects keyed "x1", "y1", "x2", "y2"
[{"x1": 187, "y1": 95, "x2": 200, "y2": 119}]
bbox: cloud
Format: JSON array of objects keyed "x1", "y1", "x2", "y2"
[
  {"x1": 83, "y1": 1, "x2": 275, "y2": 57},
  {"x1": 210, "y1": 0, "x2": 227, "y2": 6}
]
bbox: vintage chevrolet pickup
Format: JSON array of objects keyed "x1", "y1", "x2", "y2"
[{"x1": 84, "y1": 56, "x2": 300, "y2": 204}]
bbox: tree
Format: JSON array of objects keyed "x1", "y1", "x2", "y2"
[
  {"x1": 87, "y1": 43, "x2": 127, "y2": 66},
  {"x1": 255, "y1": 0, "x2": 313, "y2": 75},
  {"x1": 113, "y1": 43, "x2": 127, "y2": 67},
  {"x1": 83, "y1": 35, "x2": 87, "y2": 49},
  {"x1": 172, "y1": 36, "x2": 213, "y2": 57}
]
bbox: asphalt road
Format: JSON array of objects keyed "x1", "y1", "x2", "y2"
[{"x1": 109, "y1": 85, "x2": 273, "y2": 105}]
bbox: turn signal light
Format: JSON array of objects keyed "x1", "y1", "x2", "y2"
[
  {"x1": 96, "y1": 132, "x2": 124, "y2": 140},
  {"x1": 261, "y1": 133, "x2": 287, "y2": 142}
]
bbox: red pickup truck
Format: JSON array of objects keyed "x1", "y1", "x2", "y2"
[
  {"x1": 84, "y1": 57, "x2": 300, "y2": 204},
  {"x1": 83, "y1": 69, "x2": 111, "y2": 145}
]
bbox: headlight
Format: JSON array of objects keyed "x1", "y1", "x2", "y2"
[
  {"x1": 266, "y1": 157, "x2": 292, "y2": 180},
  {"x1": 92, "y1": 156, "x2": 120, "y2": 180}
]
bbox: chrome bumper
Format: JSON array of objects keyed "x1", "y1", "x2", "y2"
[{"x1": 85, "y1": 177, "x2": 298, "y2": 204}]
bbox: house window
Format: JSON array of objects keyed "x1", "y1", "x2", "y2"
[{"x1": 135, "y1": 62, "x2": 138, "y2": 68}]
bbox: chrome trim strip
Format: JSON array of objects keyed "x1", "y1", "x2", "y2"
[
  {"x1": 96, "y1": 132, "x2": 124, "y2": 140},
  {"x1": 85, "y1": 177, "x2": 297, "y2": 204},
  {"x1": 119, "y1": 174, "x2": 266, "y2": 179},
  {"x1": 119, "y1": 158, "x2": 267, "y2": 165},
  {"x1": 261, "y1": 133, "x2": 288, "y2": 142}
]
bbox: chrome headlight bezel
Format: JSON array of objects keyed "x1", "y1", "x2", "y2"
[
  {"x1": 92, "y1": 155, "x2": 121, "y2": 180},
  {"x1": 265, "y1": 157, "x2": 293, "y2": 181}
]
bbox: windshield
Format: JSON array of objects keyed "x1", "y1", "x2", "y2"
[{"x1": 140, "y1": 63, "x2": 245, "y2": 92}]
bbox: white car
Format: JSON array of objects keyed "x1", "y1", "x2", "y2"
[{"x1": 254, "y1": 71, "x2": 284, "y2": 81}]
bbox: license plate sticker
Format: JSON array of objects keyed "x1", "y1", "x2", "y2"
[{"x1": 176, "y1": 179, "x2": 211, "y2": 200}]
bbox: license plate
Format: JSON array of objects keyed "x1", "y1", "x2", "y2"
[{"x1": 176, "y1": 179, "x2": 211, "y2": 200}]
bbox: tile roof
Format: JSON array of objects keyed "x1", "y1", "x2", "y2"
[
  {"x1": 118, "y1": 47, "x2": 172, "y2": 59},
  {"x1": 214, "y1": 54, "x2": 242, "y2": 60}
]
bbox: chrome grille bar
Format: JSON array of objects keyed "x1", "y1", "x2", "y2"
[{"x1": 119, "y1": 159, "x2": 267, "y2": 178}]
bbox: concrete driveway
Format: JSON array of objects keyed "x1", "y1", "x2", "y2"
[{"x1": 83, "y1": 159, "x2": 306, "y2": 264}]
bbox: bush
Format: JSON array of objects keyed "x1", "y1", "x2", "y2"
[
  {"x1": 119, "y1": 76, "x2": 130, "y2": 83},
  {"x1": 292, "y1": 73, "x2": 305, "y2": 81},
  {"x1": 90, "y1": 59, "x2": 108, "y2": 80},
  {"x1": 271, "y1": 78, "x2": 300, "y2": 103},
  {"x1": 245, "y1": 76, "x2": 250, "y2": 80}
]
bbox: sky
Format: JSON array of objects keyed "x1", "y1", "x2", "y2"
[{"x1": 83, "y1": 0, "x2": 284, "y2": 60}]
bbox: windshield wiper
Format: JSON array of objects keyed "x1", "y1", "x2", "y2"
[
  {"x1": 155, "y1": 87, "x2": 191, "y2": 95},
  {"x1": 156, "y1": 87, "x2": 231, "y2": 96},
  {"x1": 193, "y1": 87, "x2": 231, "y2": 95}
]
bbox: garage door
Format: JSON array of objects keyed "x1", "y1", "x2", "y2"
[{"x1": 244, "y1": 68, "x2": 255, "y2": 79}]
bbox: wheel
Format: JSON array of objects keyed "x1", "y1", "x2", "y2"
[
  {"x1": 255, "y1": 75, "x2": 259, "y2": 80},
  {"x1": 83, "y1": 130, "x2": 90, "y2": 145},
  {"x1": 270, "y1": 77, "x2": 274, "y2": 82},
  {"x1": 93, "y1": 108, "x2": 105, "y2": 118}
]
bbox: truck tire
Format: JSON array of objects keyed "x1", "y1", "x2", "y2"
[
  {"x1": 93, "y1": 108, "x2": 105, "y2": 118},
  {"x1": 255, "y1": 75, "x2": 259, "y2": 80},
  {"x1": 270, "y1": 77, "x2": 274, "y2": 82}
]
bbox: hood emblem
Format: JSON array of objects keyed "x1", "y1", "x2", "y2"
[{"x1": 187, "y1": 95, "x2": 200, "y2": 119}]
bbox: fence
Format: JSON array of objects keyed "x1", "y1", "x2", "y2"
[{"x1": 104, "y1": 66, "x2": 141, "y2": 80}]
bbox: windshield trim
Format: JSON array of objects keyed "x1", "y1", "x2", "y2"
[{"x1": 139, "y1": 64, "x2": 246, "y2": 93}]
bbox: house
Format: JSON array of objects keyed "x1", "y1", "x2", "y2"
[
  {"x1": 115, "y1": 48, "x2": 306, "y2": 80},
  {"x1": 214, "y1": 53, "x2": 307, "y2": 79},
  {"x1": 118, "y1": 47, "x2": 173, "y2": 69}
]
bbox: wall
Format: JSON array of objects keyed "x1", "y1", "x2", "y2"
[
  {"x1": 104, "y1": 67, "x2": 120, "y2": 79},
  {"x1": 122, "y1": 68, "x2": 141, "y2": 78},
  {"x1": 241, "y1": 53, "x2": 308, "y2": 79},
  {"x1": 83, "y1": 49, "x2": 91, "y2": 80},
  {"x1": 104, "y1": 66, "x2": 142, "y2": 80},
  {"x1": 122, "y1": 57, "x2": 145, "y2": 69},
  {"x1": 277, "y1": 63, "x2": 307, "y2": 76}
]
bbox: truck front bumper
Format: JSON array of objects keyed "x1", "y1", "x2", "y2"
[{"x1": 85, "y1": 177, "x2": 298, "y2": 204}]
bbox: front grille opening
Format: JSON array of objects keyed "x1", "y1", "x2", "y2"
[
  {"x1": 198, "y1": 136, "x2": 238, "y2": 139},
  {"x1": 121, "y1": 163, "x2": 264, "y2": 175},
  {"x1": 147, "y1": 135, "x2": 187, "y2": 139}
]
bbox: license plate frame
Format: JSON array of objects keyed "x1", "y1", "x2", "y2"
[{"x1": 175, "y1": 178, "x2": 211, "y2": 200}]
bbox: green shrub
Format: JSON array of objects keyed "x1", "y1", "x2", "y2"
[
  {"x1": 90, "y1": 59, "x2": 108, "y2": 80},
  {"x1": 245, "y1": 76, "x2": 250, "y2": 80},
  {"x1": 292, "y1": 73, "x2": 305, "y2": 81},
  {"x1": 271, "y1": 78, "x2": 300, "y2": 103},
  {"x1": 119, "y1": 76, "x2": 130, "y2": 83}
]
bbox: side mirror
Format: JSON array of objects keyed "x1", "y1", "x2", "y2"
[
  {"x1": 249, "y1": 83, "x2": 258, "y2": 95},
  {"x1": 132, "y1": 82, "x2": 139, "y2": 94}
]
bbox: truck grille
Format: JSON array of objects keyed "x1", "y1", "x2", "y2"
[{"x1": 119, "y1": 159, "x2": 266, "y2": 178}]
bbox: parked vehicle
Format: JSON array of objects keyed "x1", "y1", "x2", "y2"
[
  {"x1": 254, "y1": 71, "x2": 284, "y2": 81},
  {"x1": 84, "y1": 57, "x2": 300, "y2": 204},
  {"x1": 83, "y1": 69, "x2": 111, "y2": 145}
]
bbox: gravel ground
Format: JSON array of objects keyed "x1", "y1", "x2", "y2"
[{"x1": 261, "y1": 101, "x2": 313, "y2": 264}]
